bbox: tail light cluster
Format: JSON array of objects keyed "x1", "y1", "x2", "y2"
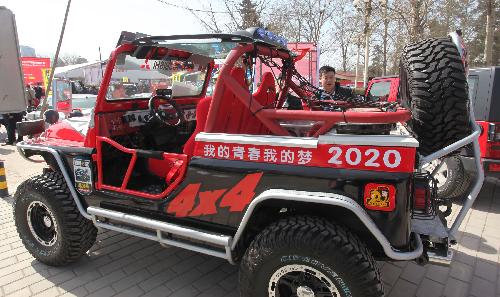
[
  {"x1": 412, "y1": 173, "x2": 437, "y2": 217},
  {"x1": 488, "y1": 123, "x2": 500, "y2": 142}
]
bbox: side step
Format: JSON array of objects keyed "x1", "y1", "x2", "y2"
[{"x1": 87, "y1": 206, "x2": 235, "y2": 264}]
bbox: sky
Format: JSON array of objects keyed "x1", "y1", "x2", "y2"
[{"x1": 2, "y1": 0, "x2": 207, "y2": 61}]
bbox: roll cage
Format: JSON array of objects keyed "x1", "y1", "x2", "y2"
[{"x1": 96, "y1": 32, "x2": 411, "y2": 139}]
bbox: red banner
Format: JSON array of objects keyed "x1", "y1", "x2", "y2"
[
  {"x1": 194, "y1": 141, "x2": 416, "y2": 173},
  {"x1": 20, "y1": 57, "x2": 51, "y2": 86}
]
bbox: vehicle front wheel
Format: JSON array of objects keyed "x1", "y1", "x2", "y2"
[
  {"x1": 239, "y1": 216, "x2": 383, "y2": 297},
  {"x1": 13, "y1": 172, "x2": 97, "y2": 266}
]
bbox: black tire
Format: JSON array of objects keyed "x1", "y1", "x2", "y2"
[
  {"x1": 13, "y1": 171, "x2": 97, "y2": 266},
  {"x1": 399, "y1": 37, "x2": 471, "y2": 156},
  {"x1": 239, "y1": 216, "x2": 383, "y2": 297},
  {"x1": 424, "y1": 156, "x2": 472, "y2": 199}
]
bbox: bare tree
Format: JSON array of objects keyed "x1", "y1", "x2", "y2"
[
  {"x1": 381, "y1": 2, "x2": 389, "y2": 75},
  {"x1": 331, "y1": 0, "x2": 361, "y2": 71},
  {"x1": 270, "y1": 0, "x2": 338, "y2": 55},
  {"x1": 391, "y1": 0, "x2": 433, "y2": 42},
  {"x1": 161, "y1": 0, "x2": 496, "y2": 72},
  {"x1": 186, "y1": 0, "x2": 272, "y2": 32},
  {"x1": 189, "y1": 3, "x2": 224, "y2": 33},
  {"x1": 484, "y1": 0, "x2": 496, "y2": 65}
]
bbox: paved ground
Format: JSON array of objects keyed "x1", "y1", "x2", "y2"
[{"x1": 0, "y1": 127, "x2": 499, "y2": 297}]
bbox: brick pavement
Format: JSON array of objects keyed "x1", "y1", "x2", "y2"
[{"x1": 0, "y1": 127, "x2": 499, "y2": 296}]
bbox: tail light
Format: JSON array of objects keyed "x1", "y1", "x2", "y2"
[
  {"x1": 412, "y1": 173, "x2": 436, "y2": 216},
  {"x1": 488, "y1": 123, "x2": 500, "y2": 142},
  {"x1": 414, "y1": 187, "x2": 428, "y2": 210}
]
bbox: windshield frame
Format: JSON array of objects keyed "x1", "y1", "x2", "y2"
[
  {"x1": 104, "y1": 45, "x2": 216, "y2": 102},
  {"x1": 132, "y1": 33, "x2": 253, "y2": 46},
  {"x1": 94, "y1": 35, "x2": 293, "y2": 113}
]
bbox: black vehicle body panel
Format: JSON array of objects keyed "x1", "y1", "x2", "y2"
[{"x1": 81, "y1": 157, "x2": 412, "y2": 249}]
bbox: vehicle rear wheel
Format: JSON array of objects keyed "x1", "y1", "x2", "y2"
[
  {"x1": 239, "y1": 216, "x2": 383, "y2": 297},
  {"x1": 399, "y1": 37, "x2": 471, "y2": 156},
  {"x1": 13, "y1": 171, "x2": 97, "y2": 266},
  {"x1": 423, "y1": 156, "x2": 472, "y2": 199}
]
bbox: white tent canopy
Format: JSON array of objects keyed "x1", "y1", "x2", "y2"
[{"x1": 54, "y1": 61, "x2": 106, "y2": 85}]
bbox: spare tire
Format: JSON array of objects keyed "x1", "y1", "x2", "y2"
[
  {"x1": 422, "y1": 156, "x2": 472, "y2": 199},
  {"x1": 399, "y1": 37, "x2": 471, "y2": 156}
]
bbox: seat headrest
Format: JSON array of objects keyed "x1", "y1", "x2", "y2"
[
  {"x1": 258, "y1": 72, "x2": 276, "y2": 93},
  {"x1": 230, "y1": 67, "x2": 247, "y2": 87}
]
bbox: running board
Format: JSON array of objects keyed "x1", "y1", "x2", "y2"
[{"x1": 87, "y1": 206, "x2": 235, "y2": 264}]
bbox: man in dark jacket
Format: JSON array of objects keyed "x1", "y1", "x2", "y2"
[
  {"x1": 316, "y1": 65, "x2": 354, "y2": 100},
  {"x1": 34, "y1": 82, "x2": 45, "y2": 103},
  {"x1": 3, "y1": 112, "x2": 23, "y2": 145}
]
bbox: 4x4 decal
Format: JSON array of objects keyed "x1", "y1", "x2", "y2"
[{"x1": 166, "y1": 173, "x2": 263, "y2": 217}]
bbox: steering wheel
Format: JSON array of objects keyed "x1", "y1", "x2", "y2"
[{"x1": 148, "y1": 95, "x2": 185, "y2": 126}]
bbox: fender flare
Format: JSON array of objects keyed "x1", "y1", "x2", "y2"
[
  {"x1": 231, "y1": 189, "x2": 423, "y2": 261},
  {"x1": 16, "y1": 142, "x2": 92, "y2": 220}
]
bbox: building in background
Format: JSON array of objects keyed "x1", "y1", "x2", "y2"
[{"x1": 19, "y1": 45, "x2": 36, "y2": 57}]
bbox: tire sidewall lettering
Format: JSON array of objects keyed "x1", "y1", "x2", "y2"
[{"x1": 279, "y1": 255, "x2": 353, "y2": 297}]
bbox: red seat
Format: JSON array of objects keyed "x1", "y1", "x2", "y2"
[
  {"x1": 183, "y1": 70, "x2": 277, "y2": 157},
  {"x1": 212, "y1": 68, "x2": 247, "y2": 133},
  {"x1": 183, "y1": 96, "x2": 212, "y2": 156},
  {"x1": 213, "y1": 69, "x2": 276, "y2": 135},
  {"x1": 243, "y1": 72, "x2": 276, "y2": 135}
]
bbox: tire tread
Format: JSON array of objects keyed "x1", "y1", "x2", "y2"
[
  {"x1": 239, "y1": 216, "x2": 384, "y2": 297},
  {"x1": 13, "y1": 171, "x2": 97, "y2": 266},
  {"x1": 400, "y1": 37, "x2": 471, "y2": 155}
]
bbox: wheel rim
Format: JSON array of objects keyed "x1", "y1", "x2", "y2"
[
  {"x1": 268, "y1": 264, "x2": 341, "y2": 297},
  {"x1": 422, "y1": 159, "x2": 449, "y2": 187},
  {"x1": 26, "y1": 201, "x2": 58, "y2": 247}
]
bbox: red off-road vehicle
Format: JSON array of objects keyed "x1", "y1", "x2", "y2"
[{"x1": 13, "y1": 29, "x2": 484, "y2": 296}]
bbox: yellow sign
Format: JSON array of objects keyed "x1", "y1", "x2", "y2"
[
  {"x1": 172, "y1": 72, "x2": 183, "y2": 82},
  {"x1": 122, "y1": 77, "x2": 129, "y2": 83},
  {"x1": 367, "y1": 188, "x2": 390, "y2": 208},
  {"x1": 41, "y1": 68, "x2": 53, "y2": 96},
  {"x1": 363, "y1": 183, "x2": 396, "y2": 212}
]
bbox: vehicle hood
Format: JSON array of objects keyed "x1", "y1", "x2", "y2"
[
  {"x1": 40, "y1": 115, "x2": 91, "y2": 145},
  {"x1": 64, "y1": 116, "x2": 92, "y2": 136}
]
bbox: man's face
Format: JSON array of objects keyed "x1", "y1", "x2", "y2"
[
  {"x1": 320, "y1": 71, "x2": 336, "y2": 93},
  {"x1": 112, "y1": 85, "x2": 127, "y2": 98}
]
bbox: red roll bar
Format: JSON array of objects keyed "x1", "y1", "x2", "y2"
[{"x1": 205, "y1": 43, "x2": 411, "y2": 137}]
